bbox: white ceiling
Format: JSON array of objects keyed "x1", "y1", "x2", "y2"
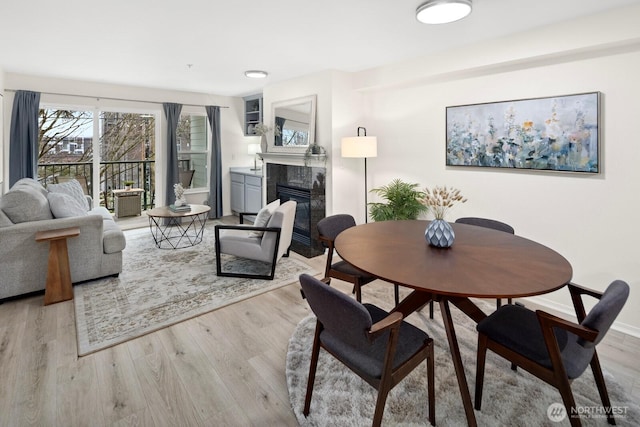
[{"x1": 1, "y1": 0, "x2": 638, "y2": 97}]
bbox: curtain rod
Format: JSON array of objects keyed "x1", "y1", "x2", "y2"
[{"x1": 4, "y1": 88, "x2": 229, "y2": 109}]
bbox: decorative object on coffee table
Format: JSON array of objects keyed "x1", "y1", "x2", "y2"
[
  {"x1": 422, "y1": 186, "x2": 466, "y2": 248},
  {"x1": 173, "y1": 182, "x2": 187, "y2": 206}
]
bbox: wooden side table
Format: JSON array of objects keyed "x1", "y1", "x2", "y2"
[{"x1": 35, "y1": 226, "x2": 80, "y2": 305}]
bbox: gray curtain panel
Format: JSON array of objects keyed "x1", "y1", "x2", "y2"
[
  {"x1": 206, "y1": 106, "x2": 222, "y2": 218},
  {"x1": 9, "y1": 90, "x2": 41, "y2": 186},
  {"x1": 163, "y1": 103, "x2": 182, "y2": 206}
]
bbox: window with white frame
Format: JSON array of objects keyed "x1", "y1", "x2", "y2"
[{"x1": 177, "y1": 113, "x2": 208, "y2": 190}]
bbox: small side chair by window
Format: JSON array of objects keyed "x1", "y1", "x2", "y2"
[
  {"x1": 214, "y1": 200, "x2": 296, "y2": 280},
  {"x1": 475, "y1": 280, "x2": 629, "y2": 427},
  {"x1": 317, "y1": 214, "x2": 400, "y2": 306},
  {"x1": 179, "y1": 169, "x2": 195, "y2": 189},
  {"x1": 299, "y1": 273, "x2": 435, "y2": 427}
]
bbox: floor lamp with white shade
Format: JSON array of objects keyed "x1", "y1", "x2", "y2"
[{"x1": 341, "y1": 127, "x2": 378, "y2": 223}]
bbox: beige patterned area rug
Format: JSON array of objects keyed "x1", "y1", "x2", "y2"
[
  {"x1": 74, "y1": 222, "x2": 316, "y2": 356},
  {"x1": 286, "y1": 289, "x2": 640, "y2": 426}
]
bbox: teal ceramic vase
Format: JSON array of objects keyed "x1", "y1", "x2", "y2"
[{"x1": 425, "y1": 219, "x2": 455, "y2": 248}]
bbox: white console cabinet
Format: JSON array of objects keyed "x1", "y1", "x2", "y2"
[{"x1": 230, "y1": 168, "x2": 263, "y2": 215}]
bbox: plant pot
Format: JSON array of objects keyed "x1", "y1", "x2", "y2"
[{"x1": 425, "y1": 219, "x2": 455, "y2": 248}]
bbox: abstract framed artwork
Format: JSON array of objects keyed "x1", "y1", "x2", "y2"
[{"x1": 446, "y1": 92, "x2": 600, "y2": 173}]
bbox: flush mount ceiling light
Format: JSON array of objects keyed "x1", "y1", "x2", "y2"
[
  {"x1": 244, "y1": 70, "x2": 268, "y2": 79},
  {"x1": 416, "y1": 0, "x2": 472, "y2": 24}
]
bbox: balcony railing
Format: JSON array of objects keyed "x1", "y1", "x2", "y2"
[{"x1": 38, "y1": 160, "x2": 156, "y2": 211}]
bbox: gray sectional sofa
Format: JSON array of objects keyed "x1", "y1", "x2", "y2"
[{"x1": 0, "y1": 178, "x2": 126, "y2": 300}]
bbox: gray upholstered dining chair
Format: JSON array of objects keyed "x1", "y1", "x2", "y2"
[
  {"x1": 317, "y1": 214, "x2": 399, "y2": 305},
  {"x1": 214, "y1": 200, "x2": 296, "y2": 280},
  {"x1": 474, "y1": 280, "x2": 629, "y2": 427},
  {"x1": 456, "y1": 217, "x2": 515, "y2": 305},
  {"x1": 299, "y1": 273, "x2": 435, "y2": 427}
]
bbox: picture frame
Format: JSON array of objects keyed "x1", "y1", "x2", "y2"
[{"x1": 446, "y1": 92, "x2": 600, "y2": 173}]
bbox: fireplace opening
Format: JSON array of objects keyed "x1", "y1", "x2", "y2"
[{"x1": 277, "y1": 184, "x2": 311, "y2": 246}]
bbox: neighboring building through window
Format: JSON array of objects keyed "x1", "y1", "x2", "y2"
[{"x1": 38, "y1": 106, "x2": 157, "y2": 211}]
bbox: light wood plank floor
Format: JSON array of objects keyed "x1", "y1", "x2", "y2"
[{"x1": 1, "y1": 251, "x2": 638, "y2": 426}]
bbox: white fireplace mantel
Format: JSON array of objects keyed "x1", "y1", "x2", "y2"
[{"x1": 259, "y1": 152, "x2": 327, "y2": 167}]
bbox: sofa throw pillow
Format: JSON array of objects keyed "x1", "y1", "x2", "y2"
[
  {"x1": 249, "y1": 199, "x2": 281, "y2": 238},
  {"x1": 47, "y1": 192, "x2": 89, "y2": 219},
  {"x1": 0, "y1": 185, "x2": 54, "y2": 223},
  {"x1": 47, "y1": 180, "x2": 88, "y2": 211}
]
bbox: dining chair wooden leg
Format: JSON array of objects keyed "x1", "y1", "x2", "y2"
[
  {"x1": 303, "y1": 323, "x2": 322, "y2": 416},
  {"x1": 429, "y1": 301, "x2": 434, "y2": 319},
  {"x1": 354, "y1": 281, "x2": 363, "y2": 302},
  {"x1": 556, "y1": 375, "x2": 581, "y2": 427},
  {"x1": 427, "y1": 341, "x2": 436, "y2": 426},
  {"x1": 496, "y1": 298, "x2": 502, "y2": 310},
  {"x1": 372, "y1": 385, "x2": 391, "y2": 427},
  {"x1": 589, "y1": 352, "x2": 616, "y2": 425},
  {"x1": 394, "y1": 284, "x2": 400, "y2": 307},
  {"x1": 474, "y1": 334, "x2": 488, "y2": 410}
]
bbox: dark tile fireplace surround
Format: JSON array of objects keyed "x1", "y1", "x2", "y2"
[{"x1": 266, "y1": 163, "x2": 326, "y2": 258}]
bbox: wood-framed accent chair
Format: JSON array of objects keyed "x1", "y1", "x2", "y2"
[
  {"x1": 214, "y1": 200, "x2": 296, "y2": 280},
  {"x1": 317, "y1": 214, "x2": 399, "y2": 306},
  {"x1": 299, "y1": 273, "x2": 435, "y2": 427},
  {"x1": 474, "y1": 280, "x2": 629, "y2": 427}
]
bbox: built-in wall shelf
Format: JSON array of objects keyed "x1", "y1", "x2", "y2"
[{"x1": 243, "y1": 94, "x2": 263, "y2": 136}]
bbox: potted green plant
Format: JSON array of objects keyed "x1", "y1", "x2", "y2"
[
  {"x1": 123, "y1": 180, "x2": 134, "y2": 190},
  {"x1": 304, "y1": 143, "x2": 327, "y2": 166},
  {"x1": 368, "y1": 179, "x2": 428, "y2": 221}
]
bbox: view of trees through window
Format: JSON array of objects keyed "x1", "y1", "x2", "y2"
[{"x1": 38, "y1": 108, "x2": 156, "y2": 210}]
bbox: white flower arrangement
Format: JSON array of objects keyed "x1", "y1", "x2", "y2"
[
  {"x1": 253, "y1": 123, "x2": 281, "y2": 136},
  {"x1": 173, "y1": 183, "x2": 187, "y2": 206}
]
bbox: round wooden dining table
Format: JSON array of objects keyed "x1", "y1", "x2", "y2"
[{"x1": 334, "y1": 220, "x2": 573, "y2": 427}]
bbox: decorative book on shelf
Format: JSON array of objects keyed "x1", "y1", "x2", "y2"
[{"x1": 169, "y1": 204, "x2": 191, "y2": 212}]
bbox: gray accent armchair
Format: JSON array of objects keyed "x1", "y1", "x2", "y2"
[
  {"x1": 475, "y1": 280, "x2": 629, "y2": 427},
  {"x1": 299, "y1": 273, "x2": 435, "y2": 426},
  {"x1": 214, "y1": 201, "x2": 296, "y2": 280}
]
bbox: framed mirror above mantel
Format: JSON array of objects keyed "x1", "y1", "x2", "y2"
[{"x1": 269, "y1": 94, "x2": 316, "y2": 153}]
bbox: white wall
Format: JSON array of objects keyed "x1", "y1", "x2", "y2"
[
  {"x1": 1, "y1": 73, "x2": 245, "y2": 214},
  {"x1": 333, "y1": 5, "x2": 640, "y2": 334}
]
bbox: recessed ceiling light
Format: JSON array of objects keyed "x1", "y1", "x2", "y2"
[
  {"x1": 416, "y1": 0, "x2": 472, "y2": 24},
  {"x1": 244, "y1": 70, "x2": 268, "y2": 79}
]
